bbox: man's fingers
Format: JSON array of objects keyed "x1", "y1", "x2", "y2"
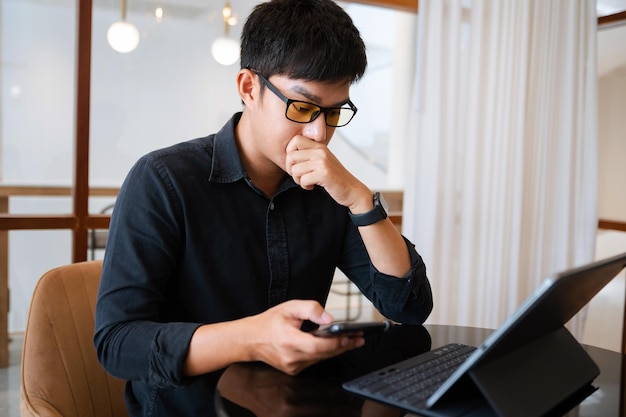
[{"x1": 279, "y1": 299, "x2": 334, "y2": 326}]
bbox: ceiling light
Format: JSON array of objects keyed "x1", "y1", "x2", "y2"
[
  {"x1": 155, "y1": 7, "x2": 164, "y2": 22},
  {"x1": 107, "y1": 0, "x2": 140, "y2": 54},
  {"x1": 211, "y1": 2, "x2": 240, "y2": 66}
]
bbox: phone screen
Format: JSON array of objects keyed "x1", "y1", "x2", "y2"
[{"x1": 310, "y1": 320, "x2": 392, "y2": 337}]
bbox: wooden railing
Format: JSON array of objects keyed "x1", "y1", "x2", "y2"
[
  {"x1": 381, "y1": 191, "x2": 626, "y2": 234},
  {"x1": 598, "y1": 10, "x2": 626, "y2": 27},
  {"x1": 598, "y1": 219, "x2": 626, "y2": 233},
  {"x1": 0, "y1": 186, "x2": 625, "y2": 367},
  {"x1": 350, "y1": 0, "x2": 417, "y2": 12},
  {"x1": 0, "y1": 185, "x2": 118, "y2": 367}
]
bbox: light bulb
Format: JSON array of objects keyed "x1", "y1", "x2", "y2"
[
  {"x1": 211, "y1": 37, "x2": 240, "y2": 65},
  {"x1": 222, "y1": 5, "x2": 232, "y2": 19},
  {"x1": 155, "y1": 7, "x2": 164, "y2": 22},
  {"x1": 107, "y1": 21, "x2": 140, "y2": 53}
]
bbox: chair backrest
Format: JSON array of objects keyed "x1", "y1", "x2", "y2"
[{"x1": 20, "y1": 260, "x2": 128, "y2": 417}]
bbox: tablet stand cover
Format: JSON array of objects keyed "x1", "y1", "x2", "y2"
[{"x1": 465, "y1": 326, "x2": 599, "y2": 417}]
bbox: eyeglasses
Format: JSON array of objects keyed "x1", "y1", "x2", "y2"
[{"x1": 254, "y1": 72, "x2": 358, "y2": 128}]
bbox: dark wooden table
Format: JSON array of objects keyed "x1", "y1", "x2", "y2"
[{"x1": 214, "y1": 324, "x2": 624, "y2": 416}]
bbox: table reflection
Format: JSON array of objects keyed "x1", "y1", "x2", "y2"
[
  {"x1": 215, "y1": 325, "x2": 624, "y2": 417},
  {"x1": 216, "y1": 324, "x2": 432, "y2": 417}
]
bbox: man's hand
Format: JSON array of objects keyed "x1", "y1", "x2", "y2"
[
  {"x1": 184, "y1": 300, "x2": 365, "y2": 377},
  {"x1": 282, "y1": 135, "x2": 412, "y2": 278},
  {"x1": 285, "y1": 135, "x2": 372, "y2": 214},
  {"x1": 245, "y1": 300, "x2": 365, "y2": 375}
]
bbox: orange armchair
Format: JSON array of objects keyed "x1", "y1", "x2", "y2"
[{"x1": 20, "y1": 260, "x2": 128, "y2": 417}]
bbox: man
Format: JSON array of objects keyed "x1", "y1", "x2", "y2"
[{"x1": 94, "y1": 0, "x2": 433, "y2": 415}]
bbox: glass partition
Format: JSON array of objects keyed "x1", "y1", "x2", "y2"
[
  {"x1": 1, "y1": 0, "x2": 78, "y2": 336},
  {"x1": 0, "y1": 0, "x2": 414, "y2": 334},
  {"x1": 1, "y1": 0, "x2": 76, "y2": 186},
  {"x1": 89, "y1": 1, "x2": 248, "y2": 187}
]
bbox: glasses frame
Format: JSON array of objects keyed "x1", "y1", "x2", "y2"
[{"x1": 254, "y1": 72, "x2": 358, "y2": 128}]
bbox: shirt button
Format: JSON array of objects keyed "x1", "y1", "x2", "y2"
[{"x1": 269, "y1": 202, "x2": 275, "y2": 210}]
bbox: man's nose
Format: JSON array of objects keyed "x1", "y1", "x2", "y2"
[{"x1": 302, "y1": 113, "x2": 328, "y2": 142}]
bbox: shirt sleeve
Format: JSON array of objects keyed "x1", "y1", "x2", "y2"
[
  {"x1": 340, "y1": 228, "x2": 433, "y2": 325},
  {"x1": 94, "y1": 157, "x2": 200, "y2": 387}
]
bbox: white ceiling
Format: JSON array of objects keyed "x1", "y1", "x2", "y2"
[
  {"x1": 24, "y1": 0, "x2": 626, "y2": 19},
  {"x1": 99, "y1": 0, "x2": 259, "y2": 19},
  {"x1": 14, "y1": 0, "x2": 626, "y2": 76},
  {"x1": 597, "y1": 0, "x2": 626, "y2": 16},
  {"x1": 102, "y1": 0, "x2": 626, "y2": 77}
]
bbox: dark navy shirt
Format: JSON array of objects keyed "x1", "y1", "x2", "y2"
[{"x1": 94, "y1": 113, "x2": 433, "y2": 417}]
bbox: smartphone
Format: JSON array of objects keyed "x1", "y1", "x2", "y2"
[{"x1": 310, "y1": 320, "x2": 393, "y2": 337}]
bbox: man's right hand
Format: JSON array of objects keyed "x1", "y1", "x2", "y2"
[{"x1": 183, "y1": 299, "x2": 365, "y2": 377}]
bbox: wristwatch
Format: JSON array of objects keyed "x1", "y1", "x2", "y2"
[{"x1": 349, "y1": 192, "x2": 388, "y2": 227}]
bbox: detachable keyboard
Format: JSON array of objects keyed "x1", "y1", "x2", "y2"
[{"x1": 343, "y1": 343, "x2": 477, "y2": 412}]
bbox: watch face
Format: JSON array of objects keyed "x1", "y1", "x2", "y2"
[{"x1": 377, "y1": 192, "x2": 389, "y2": 213}]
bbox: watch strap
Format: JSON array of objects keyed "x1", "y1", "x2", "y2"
[{"x1": 349, "y1": 192, "x2": 388, "y2": 227}]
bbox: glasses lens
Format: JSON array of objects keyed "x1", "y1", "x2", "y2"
[
  {"x1": 286, "y1": 101, "x2": 355, "y2": 127},
  {"x1": 286, "y1": 101, "x2": 321, "y2": 123},
  {"x1": 326, "y1": 108, "x2": 355, "y2": 127}
]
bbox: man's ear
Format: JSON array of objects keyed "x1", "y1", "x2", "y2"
[{"x1": 236, "y1": 69, "x2": 258, "y2": 106}]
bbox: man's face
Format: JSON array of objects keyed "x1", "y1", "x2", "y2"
[{"x1": 249, "y1": 73, "x2": 353, "y2": 174}]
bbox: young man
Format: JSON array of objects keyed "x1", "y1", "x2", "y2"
[{"x1": 94, "y1": 0, "x2": 433, "y2": 415}]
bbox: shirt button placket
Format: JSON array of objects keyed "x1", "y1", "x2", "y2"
[{"x1": 266, "y1": 199, "x2": 289, "y2": 307}]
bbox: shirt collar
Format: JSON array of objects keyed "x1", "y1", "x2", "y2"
[
  {"x1": 208, "y1": 112, "x2": 298, "y2": 192},
  {"x1": 208, "y1": 113, "x2": 246, "y2": 184}
]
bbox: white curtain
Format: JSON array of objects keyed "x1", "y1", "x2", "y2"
[{"x1": 403, "y1": 0, "x2": 598, "y2": 337}]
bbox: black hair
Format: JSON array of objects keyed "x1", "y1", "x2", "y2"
[{"x1": 240, "y1": 0, "x2": 367, "y2": 84}]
